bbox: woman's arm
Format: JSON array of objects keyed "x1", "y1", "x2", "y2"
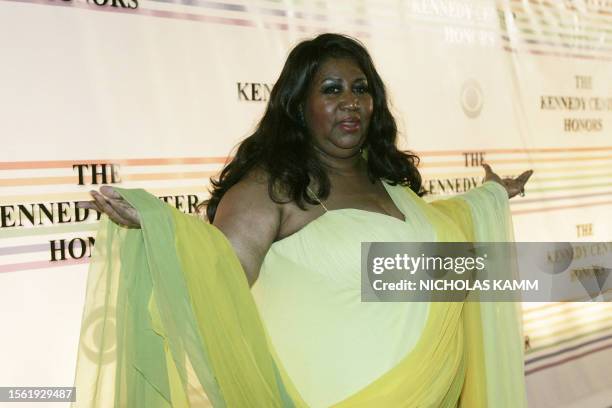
[
  {"x1": 212, "y1": 171, "x2": 282, "y2": 287},
  {"x1": 79, "y1": 170, "x2": 281, "y2": 287}
]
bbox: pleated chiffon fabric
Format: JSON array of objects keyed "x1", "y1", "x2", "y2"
[{"x1": 72, "y1": 181, "x2": 526, "y2": 407}]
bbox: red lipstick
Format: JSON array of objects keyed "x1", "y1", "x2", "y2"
[{"x1": 338, "y1": 117, "x2": 361, "y2": 133}]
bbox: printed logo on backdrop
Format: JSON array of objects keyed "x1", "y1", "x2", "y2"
[
  {"x1": 563, "y1": 0, "x2": 612, "y2": 11},
  {"x1": 541, "y1": 75, "x2": 612, "y2": 132},
  {"x1": 237, "y1": 82, "x2": 274, "y2": 102},
  {"x1": 424, "y1": 151, "x2": 488, "y2": 196},
  {"x1": 50, "y1": 0, "x2": 138, "y2": 9},
  {"x1": 411, "y1": 1, "x2": 497, "y2": 48},
  {"x1": 460, "y1": 79, "x2": 484, "y2": 119},
  {"x1": 1, "y1": 163, "x2": 204, "y2": 265},
  {"x1": 80, "y1": 306, "x2": 117, "y2": 364}
]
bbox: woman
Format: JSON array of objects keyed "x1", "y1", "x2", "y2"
[{"x1": 77, "y1": 33, "x2": 532, "y2": 407}]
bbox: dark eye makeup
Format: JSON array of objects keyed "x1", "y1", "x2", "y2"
[
  {"x1": 353, "y1": 83, "x2": 370, "y2": 94},
  {"x1": 321, "y1": 83, "x2": 342, "y2": 94},
  {"x1": 320, "y1": 79, "x2": 369, "y2": 95}
]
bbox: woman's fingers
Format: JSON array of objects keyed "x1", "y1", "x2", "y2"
[
  {"x1": 85, "y1": 187, "x2": 141, "y2": 228},
  {"x1": 76, "y1": 188, "x2": 141, "y2": 228},
  {"x1": 516, "y1": 169, "x2": 534, "y2": 185},
  {"x1": 482, "y1": 164, "x2": 535, "y2": 198},
  {"x1": 106, "y1": 196, "x2": 140, "y2": 226},
  {"x1": 507, "y1": 170, "x2": 533, "y2": 198},
  {"x1": 76, "y1": 200, "x2": 100, "y2": 211},
  {"x1": 100, "y1": 185, "x2": 122, "y2": 200},
  {"x1": 91, "y1": 190, "x2": 134, "y2": 227},
  {"x1": 480, "y1": 163, "x2": 535, "y2": 199},
  {"x1": 509, "y1": 170, "x2": 534, "y2": 198}
]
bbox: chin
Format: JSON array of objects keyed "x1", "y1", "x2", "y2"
[
  {"x1": 330, "y1": 133, "x2": 366, "y2": 151},
  {"x1": 329, "y1": 145, "x2": 364, "y2": 160}
]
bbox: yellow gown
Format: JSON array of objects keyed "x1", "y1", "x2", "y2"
[{"x1": 72, "y1": 181, "x2": 526, "y2": 407}]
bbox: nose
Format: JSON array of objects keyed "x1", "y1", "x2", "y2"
[{"x1": 340, "y1": 95, "x2": 360, "y2": 111}]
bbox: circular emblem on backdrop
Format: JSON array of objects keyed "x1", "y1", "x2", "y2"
[
  {"x1": 80, "y1": 306, "x2": 117, "y2": 365},
  {"x1": 460, "y1": 79, "x2": 484, "y2": 118},
  {"x1": 528, "y1": 242, "x2": 574, "y2": 275}
]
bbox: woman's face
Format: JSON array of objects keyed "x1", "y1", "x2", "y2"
[{"x1": 303, "y1": 57, "x2": 374, "y2": 159}]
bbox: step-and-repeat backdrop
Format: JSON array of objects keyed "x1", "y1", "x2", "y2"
[{"x1": 1, "y1": 0, "x2": 611, "y2": 406}]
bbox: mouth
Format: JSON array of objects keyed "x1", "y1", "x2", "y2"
[{"x1": 337, "y1": 117, "x2": 361, "y2": 133}]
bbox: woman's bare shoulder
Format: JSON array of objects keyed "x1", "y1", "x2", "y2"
[
  {"x1": 212, "y1": 168, "x2": 282, "y2": 285},
  {"x1": 215, "y1": 168, "x2": 280, "y2": 217}
]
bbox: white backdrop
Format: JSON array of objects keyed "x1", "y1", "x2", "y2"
[{"x1": 1, "y1": 0, "x2": 611, "y2": 406}]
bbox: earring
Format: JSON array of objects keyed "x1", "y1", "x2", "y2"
[{"x1": 298, "y1": 106, "x2": 306, "y2": 126}]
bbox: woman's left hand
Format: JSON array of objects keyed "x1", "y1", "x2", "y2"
[{"x1": 482, "y1": 163, "x2": 533, "y2": 199}]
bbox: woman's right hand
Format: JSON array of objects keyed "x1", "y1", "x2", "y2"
[{"x1": 78, "y1": 186, "x2": 141, "y2": 228}]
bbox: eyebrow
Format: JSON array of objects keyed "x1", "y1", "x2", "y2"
[{"x1": 319, "y1": 76, "x2": 368, "y2": 83}]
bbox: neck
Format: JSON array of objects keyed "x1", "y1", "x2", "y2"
[{"x1": 314, "y1": 146, "x2": 365, "y2": 176}]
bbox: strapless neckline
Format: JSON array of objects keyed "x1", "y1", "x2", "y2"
[{"x1": 275, "y1": 180, "x2": 409, "y2": 244}]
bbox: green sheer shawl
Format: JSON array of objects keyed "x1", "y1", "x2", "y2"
[{"x1": 72, "y1": 181, "x2": 526, "y2": 407}]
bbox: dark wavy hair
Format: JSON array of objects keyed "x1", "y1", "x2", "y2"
[{"x1": 204, "y1": 33, "x2": 422, "y2": 222}]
